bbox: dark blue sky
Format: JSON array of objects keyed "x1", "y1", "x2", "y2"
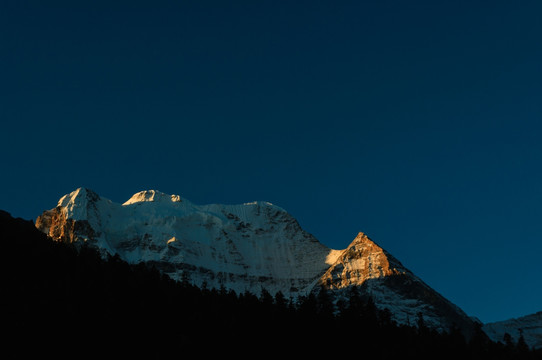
[{"x1": 2, "y1": 1, "x2": 541, "y2": 323}]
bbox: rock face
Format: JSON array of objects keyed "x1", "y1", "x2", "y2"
[
  {"x1": 483, "y1": 312, "x2": 542, "y2": 349},
  {"x1": 319, "y1": 232, "x2": 406, "y2": 289},
  {"x1": 318, "y1": 232, "x2": 475, "y2": 334},
  {"x1": 36, "y1": 187, "x2": 476, "y2": 335}
]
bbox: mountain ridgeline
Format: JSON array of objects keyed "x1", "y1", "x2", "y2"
[
  {"x1": 3, "y1": 209, "x2": 541, "y2": 358},
  {"x1": 35, "y1": 188, "x2": 477, "y2": 336},
  {"x1": 6, "y1": 186, "x2": 535, "y2": 355}
]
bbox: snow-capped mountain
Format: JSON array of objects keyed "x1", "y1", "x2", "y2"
[
  {"x1": 36, "y1": 187, "x2": 476, "y2": 335},
  {"x1": 483, "y1": 312, "x2": 542, "y2": 349},
  {"x1": 36, "y1": 188, "x2": 337, "y2": 296},
  {"x1": 318, "y1": 232, "x2": 475, "y2": 332}
]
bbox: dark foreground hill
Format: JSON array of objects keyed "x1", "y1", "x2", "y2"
[{"x1": 1, "y1": 210, "x2": 540, "y2": 359}]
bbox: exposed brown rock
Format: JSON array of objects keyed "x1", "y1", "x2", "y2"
[
  {"x1": 35, "y1": 207, "x2": 95, "y2": 243},
  {"x1": 319, "y1": 232, "x2": 405, "y2": 290}
]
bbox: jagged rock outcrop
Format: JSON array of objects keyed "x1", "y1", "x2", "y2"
[
  {"x1": 316, "y1": 232, "x2": 476, "y2": 335},
  {"x1": 319, "y1": 232, "x2": 406, "y2": 289},
  {"x1": 36, "y1": 187, "x2": 477, "y2": 336}
]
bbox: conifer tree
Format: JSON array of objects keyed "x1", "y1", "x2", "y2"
[{"x1": 517, "y1": 329, "x2": 530, "y2": 353}]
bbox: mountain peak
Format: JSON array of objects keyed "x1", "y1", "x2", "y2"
[
  {"x1": 348, "y1": 232, "x2": 390, "y2": 256},
  {"x1": 352, "y1": 231, "x2": 371, "y2": 243},
  {"x1": 123, "y1": 190, "x2": 182, "y2": 205},
  {"x1": 319, "y1": 232, "x2": 406, "y2": 289},
  {"x1": 57, "y1": 187, "x2": 100, "y2": 208},
  {"x1": 55, "y1": 188, "x2": 103, "y2": 221}
]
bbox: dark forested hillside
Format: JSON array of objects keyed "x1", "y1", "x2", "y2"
[{"x1": 2, "y1": 210, "x2": 540, "y2": 359}]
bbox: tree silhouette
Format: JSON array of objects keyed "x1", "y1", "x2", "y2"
[{"x1": 1, "y1": 210, "x2": 541, "y2": 359}]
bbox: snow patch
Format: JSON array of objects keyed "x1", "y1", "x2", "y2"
[{"x1": 325, "y1": 249, "x2": 343, "y2": 265}]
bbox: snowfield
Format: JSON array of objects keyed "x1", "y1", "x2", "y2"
[{"x1": 36, "y1": 188, "x2": 484, "y2": 337}]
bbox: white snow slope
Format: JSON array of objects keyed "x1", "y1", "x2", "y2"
[
  {"x1": 37, "y1": 188, "x2": 339, "y2": 296},
  {"x1": 483, "y1": 312, "x2": 542, "y2": 349},
  {"x1": 36, "y1": 187, "x2": 479, "y2": 336}
]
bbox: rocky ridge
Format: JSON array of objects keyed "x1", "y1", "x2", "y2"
[{"x1": 36, "y1": 187, "x2": 477, "y2": 336}]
